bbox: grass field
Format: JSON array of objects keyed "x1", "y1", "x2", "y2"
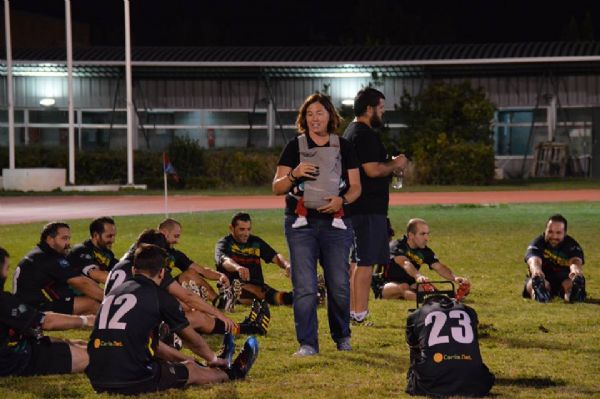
[{"x1": 0, "y1": 202, "x2": 599, "y2": 398}]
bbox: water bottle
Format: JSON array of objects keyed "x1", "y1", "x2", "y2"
[{"x1": 392, "y1": 170, "x2": 403, "y2": 190}]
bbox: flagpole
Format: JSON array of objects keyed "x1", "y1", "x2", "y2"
[{"x1": 164, "y1": 170, "x2": 168, "y2": 218}]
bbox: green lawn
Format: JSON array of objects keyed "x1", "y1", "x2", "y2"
[{"x1": 0, "y1": 202, "x2": 599, "y2": 398}]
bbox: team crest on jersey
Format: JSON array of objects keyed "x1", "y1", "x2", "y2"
[{"x1": 58, "y1": 259, "x2": 70, "y2": 268}]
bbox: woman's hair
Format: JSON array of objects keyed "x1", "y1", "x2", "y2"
[{"x1": 295, "y1": 92, "x2": 342, "y2": 135}]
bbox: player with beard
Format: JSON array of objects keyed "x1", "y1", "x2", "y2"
[
  {"x1": 343, "y1": 88, "x2": 408, "y2": 324},
  {"x1": 13, "y1": 222, "x2": 103, "y2": 315},
  {"x1": 67, "y1": 217, "x2": 118, "y2": 285},
  {"x1": 523, "y1": 214, "x2": 586, "y2": 302},
  {"x1": 0, "y1": 247, "x2": 96, "y2": 377}
]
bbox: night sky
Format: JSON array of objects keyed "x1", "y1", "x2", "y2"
[{"x1": 5, "y1": 0, "x2": 600, "y2": 47}]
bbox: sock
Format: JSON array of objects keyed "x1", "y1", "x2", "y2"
[
  {"x1": 354, "y1": 310, "x2": 368, "y2": 322},
  {"x1": 282, "y1": 292, "x2": 294, "y2": 305},
  {"x1": 210, "y1": 318, "x2": 226, "y2": 334}
]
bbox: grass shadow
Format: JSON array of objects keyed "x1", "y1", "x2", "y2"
[{"x1": 495, "y1": 377, "x2": 565, "y2": 388}]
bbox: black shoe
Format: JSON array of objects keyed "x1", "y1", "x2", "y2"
[
  {"x1": 238, "y1": 300, "x2": 270, "y2": 336},
  {"x1": 371, "y1": 273, "x2": 384, "y2": 299},
  {"x1": 531, "y1": 276, "x2": 551, "y2": 303},
  {"x1": 227, "y1": 336, "x2": 259, "y2": 380},
  {"x1": 570, "y1": 276, "x2": 586, "y2": 303}
]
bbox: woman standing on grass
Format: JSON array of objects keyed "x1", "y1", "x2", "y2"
[{"x1": 272, "y1": 93, "x2": 361, "y2": 357}]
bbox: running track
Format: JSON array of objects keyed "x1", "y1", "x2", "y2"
[{"x1": 1, "y1": 190, "x2": 600, "y2": 225}]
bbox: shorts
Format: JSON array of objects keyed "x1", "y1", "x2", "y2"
[
  {"x1": 94, "y1": 360, "x2": 189, "y2": 395},
  {"x1": 39, "y1": 298, "x2": 75, "y2": 315},
  {"x1": 21, "y1": 339, "x2": 72, "y2": 376},
  {"x1": 351, "y1": 214, "x2": 389, "y2": 267},
  {"x1": 522, "y1": 269, "x2": 570, "y2": 298}
]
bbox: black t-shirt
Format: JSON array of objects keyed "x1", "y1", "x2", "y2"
[
  {"x1": 405, "y1": 297, "x2": 494, "y2": 397},
  {"x1": 0, "y1": 291, "x2": 46, "y2": 376},
  {"x1": 215, "y1": 234, "x2": 277, "y2": 285},
  {"x1": 277, "y1": 133, "x2": 359, "y2": 219},
  {"x1": 67, "y1": 239, "x2": 117, "y2": 277},
  {"x1": 86, "y1": 275, "x2": 189, "y2": 389},
  {"x1": 104, "y1": 255, "x2": 175, "y2": 296},
  {"x1": 14, "y1": 242, "x2": 80, "y2": 308},
  {"x1": 524, "y1": 234, "x2": 584, "y2": 275},
  {"x1": 166, "y1": 248, "x2": 194, "y2": 275},
  {"x1": 385, "y1": 236, "x2": 438, "y2": 283},
  {"x1": 343, "y1": 121, "x2": 391, "y2": 215}
]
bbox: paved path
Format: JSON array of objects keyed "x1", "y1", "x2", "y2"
[{"x1": 1, "y1": 190, "x2": 600, "y2": 225}]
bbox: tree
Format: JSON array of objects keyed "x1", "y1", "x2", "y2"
[{"x1": 395, "y1": 81, "x2": 496, "y2": 185}]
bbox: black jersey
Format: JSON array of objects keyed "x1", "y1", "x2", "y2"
[
  {"x1": 406, "y1": 297, "x2": 494, "y2": 397},
  {"x1": 0, "y1": 291, "x2": 46, "y2": 376},
  {"x1": 67, "y1": 239, "x2": 117, "y2": 277},
  {"x1": 166, "y1": 248, "x2": 193, "y2": 274},
  {"x1": 343, "y1": 121, "x2": 390, "y2": 215},
  {"x1": 13, "y1": 242, "x2": 80, "y2": 308},
  {"x1": 215, "y1": 234, "x2": 277, "y2": 285},
  {"x1": 86, "y1": 274, "x2": 189, "y2": 390},
  {"x1": 384, "y1": 236, "x2": 439, "y2": 283},
  {"x1": 104, "y1": 255, "x2": 175, "y2": 296},
  {"x1": 525, "y1": 234, "x2": 584, "y2": 275}
]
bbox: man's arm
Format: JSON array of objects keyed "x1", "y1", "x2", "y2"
[
  {"x1": 220, "y1": 256, "x2": 250, "y2": 281},
  {"x1": 430, "y1": 262, "x2": 469, "y2": 285},
  {"x1": 87, "y1": 268, "x2": 108, "y2": 284},
  {"x1": 362, "y1": 154, "x2": 408, "y2": 178},
  {"x1": 396, "y1": 256, "x2": 429, "y2": 283},
  {"x1": 271, "y1": 254, "x2": 291, "y2": 278},
  {"x1": 177, "y1": 325, "x2": 226, "y2": 367},
  {"x1": 527, "y1": 256, "x2": 544, "y2": 278},
  {"x1": 166, "y1": 281, "x2": 237, "y2": 333},
  {"x1": 42, "y1": 312, "x2": 96, "y2": 330},
  {"x1": 156, "y1": 341, "x2": 195, "y2": 362},
  {"x1": 568, "y1": 257, "x2": 584, "y2": 278},
  {"x1": 67, "y1": 276, "x2": 104, "y2": 302},
  {"x1": 189, "y1": 263, "x2": 230, "y2": 287}
]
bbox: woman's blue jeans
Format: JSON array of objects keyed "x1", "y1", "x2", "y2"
[{"x1": 284, "y1": 215, "x2": 353, "y2": 351}]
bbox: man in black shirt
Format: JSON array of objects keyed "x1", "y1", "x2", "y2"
[
  {"x1": 405, "y1": 294, "x2": 494, "y2": 397},
  {"x1": 215, "y1": 212, "x2": 293, "y2": 308},
  {"x1": 343, "y1": 88, "x2": 408, "y2": 324},
  {"x1": 158, "y1": 218, "x2": 229, "y2": 306},
  {"x1": 107, "y1": 229, "x2": 267, "y2": 337},
  {"x1": 381, "y1": 218, "x2": 470, "y2": 301},
  {"x1": 14, "y1": 222, "x2": 103, "y2": 315},
  {"x1": 67, "y1": 216, "x2": 117, "y2": 285},
  {"x1": 86, "y1": 244, "x2": 259, "y2": 395},
  {"x1": 523, "y1": 214, "x2": 586, "y2": 302},
  {"x1": 0, "y1": 247, "x2": 95, "y2": 377}
]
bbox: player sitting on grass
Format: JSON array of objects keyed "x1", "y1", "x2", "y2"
[{"x1": 374, "y1": 218, "x2": 470, "y2": 301}]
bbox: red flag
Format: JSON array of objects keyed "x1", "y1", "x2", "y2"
[{"x1": 163, "y1": 152, "x2": 180, "y2": 182}]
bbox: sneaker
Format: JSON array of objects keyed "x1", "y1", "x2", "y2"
[
  {"x1": 254, "y1": 300, "x2": 271, "y2": 335},
  {"x1": 531, "y1": 276, "x2": 551, "y2": 303},
  {"x1": 217, "y1": 332, "x2": 236, "y2": 369},
  {"x1": 292, "y1": 216, "x2": 309, "y2": 229},
  {"x1": 228, "y1": 336, "x2": 260, "y2": 380},
  {"x1": 336, "y1": 337, "x2": 352, "y2": 351},
  {"x1": 225, "y1": 280, "x2": 243, "y2": 313},
  {"x1": 569, "y1": 276, "x2": 586, "y2": 303},
  {"x1": 317, "y1": 274, "x2": 327, "y2": 305},
  {"x1": 371, "y1": 273, "x2": 384, "y2": 299},
  {"x1": 331, "y1": 218, "x2": 347, "y2": 230},
  {"x1": 293, "y1": 345, "x2": 318, "y2": 357},
  {"x1": 351, "y1": 312, "x2": 374, "y2": 327}
]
